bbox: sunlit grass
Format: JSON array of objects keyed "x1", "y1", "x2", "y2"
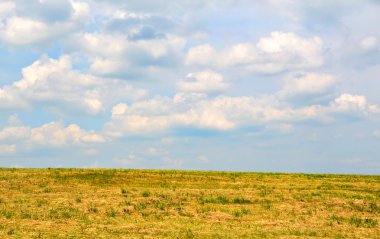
[{"x1": 0, "y1": 168, "x2": 379, "y2": 238}]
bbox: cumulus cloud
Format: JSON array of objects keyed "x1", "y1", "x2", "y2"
[
  {"x1": 185, "y1": 44, "x2": 217, "y2": 66},
  {"x1": 104, "y1": 91, "x2": 380, "y2": 137},
  {"x1": 282, "y1": 73, "x2": 335, "y2": 95},
  {"x1": 0, "y1": 0, "x2": 88, "y2": 46},
  {"x1": 0, "y1": 121, "x2": 104, "y2": 147},
  {"x1": 0, "y1": 2, "x2": 15, "y2": 14},
  {"x1": 279, "y1": 72, "x2": 336, "y2": 104},
  {"x1": 64, "y1": 33, "x2": 186, "y2": 78},
  {"x1": 0, "y1": 126, "x2": 30, "y2": 141},
  {"x1": 333, "y1": 94, "x2": 366, "y2": 111},
  {"x1": 186, "y1": 31, "x2": 324, "y2": 73},
  {"x1": 177, "y1": 71, "x2": 229, "y2": 93},
  {"x1": 0, "y1": 55, "x2": 146, "y2": 114}
]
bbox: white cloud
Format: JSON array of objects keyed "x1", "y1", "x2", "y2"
[
  {"x1": 65, "y1": 33, "x2": 186, "y2": 77},
  {"x1": 177, "y1": 71, "x2": 228, "y2": 93},
  {"x1": 332, "y1": 94, "x2": 367, "y2": 112},
  {"x1": 0, "y1": 55, "x2": 146, "y2": 114},
  {"x1": 0, "y1": 121, "x2": 104, "y2": 148},
  {"x1": 185, "y1": 44, "x2": 217, "y2": 66},
  {"x1": 360, "y1": 36, "x2": 378, "y2": 50},
  {"x1": 0, "y1": 0, "x2": 88, "y2": 46},
  {"x1": 1, "y1": 17, "x2": 56, "y2": 45},
  {"x1": 373, "y1": 130, "x2": 380, "y2": 137},
  {"x1": 104, "y1": 90, "x2": 380, "y2": 137},
  {"x1": 185, "y1": 31, "x2": 324, "y2": 73},
  {"x1": 30, "y1": 121, "x2": 104, "y2": 147},
  {"x1": 0, "y1": 2, "x2": 15, "y2": 14},
  {"x1": 0, "y1": 144, "x2": 16, "y2": 154},
  {"x1": 0, "y1": 126, "x2": 30, "y2": 141},
  {"x1": 279, "y1": 72, "x2": 335, "y2": 100}
]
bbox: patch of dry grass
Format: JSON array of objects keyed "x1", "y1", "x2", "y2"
[{"x1": 0, "y1": 168, "x2": 379, "y2": 238}]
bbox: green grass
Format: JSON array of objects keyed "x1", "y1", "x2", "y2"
[{"x1": 0, "y1": 168, "x2": 379, "y2": 238}]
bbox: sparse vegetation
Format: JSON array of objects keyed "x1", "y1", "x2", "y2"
[{"x1": 0, "y1": 168, "x2": 379, "y2": 238}]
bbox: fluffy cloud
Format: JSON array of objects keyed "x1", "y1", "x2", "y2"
[
  {"x1": 186, "y1": 32, "x2": 324, "y2": 73},
  {"x1": 279, "y1": 72, "x2": 336, "y2": 104},
  {"x1": 0, "y1": 2, "x2": 15, "y2": 14},
  {"x1": 0, "y1": 121, "x2": 104, "y2": 147},
  {"x1": 0, "y1": 55, "x2": 146, "y2": 114},
  {"x1": 0, "y1": 126, "x2": 30, "y2": 141},
  {"x1": 104, "y1": 91, "x2": 379, "y2": 137},
  {"x1": 177, "y1": 71, "x2": 229, "y2": 93},
  {"x1": 332, "y1": 94, "x2": 368, "y2": 114},
  {"x1": 65, "y1": 33, "x2": 186, "y2": 77},
  {"x1": 185, "y1": 44, "x2": 217, "y2": 66},
  {"x1": 0, "y1": 0, "x2": 88, "y2": 46},
  {"x1": 30, "y1": 121, "x2": 104, "y2": 146}
]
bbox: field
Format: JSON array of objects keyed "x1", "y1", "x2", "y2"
[{"x1": 0, "y1": 169, "x2": 379, "y2": 238}]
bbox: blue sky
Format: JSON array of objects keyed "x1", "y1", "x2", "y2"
[{"x1": 0, "y1": 0, "x2": 379, "y2": 174}]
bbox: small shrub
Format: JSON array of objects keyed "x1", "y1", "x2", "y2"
[
  {"x1": 43, "y1": 188, "x2": 52, "y2": 193},
  {"x1": 241, "y1": 208, "x2": 250, "y2": 215},
  {"x1": 217, "y1": 196, "x2": 229, "y2": 204},
  {"x1": 121, "y1": 189, "x2": 128, "y2": 195},
  {"x1": 260, "y1": 189, "x2": 267, "y2": 197},
  {"x1": 1, "y1": 210, "x2": 14, "y2": 219},
  {"x1": 349, "y1": 217, "x2": 362, "y2": 227},
  {"x1": 233, "y1": 197, "x2": 251, "y2": 204},
  {"x1": 88, "y1": 206, "x2": 98, "y2": 213},
  {"x1": 7, "y1": 229, "x2": 15, "y2": 235},
  {"x1": 233, "y1": 210, "x2": 241, "y2": 217},
  {"x1": 135, "y1": 202, "x2": 147, "y2": 210},
  {"x1": 76, "y1": 197, "x2": 82, "y2": 203},
  {"x1": 364, "y1": 218, "x2": 378, "y2": 228},
  {"x1": 36, "y1": 199, "x2": 48, "y2": 207},
  {"x1": 311, "y1": 192, "x2": 321, "y2": 197},
  {"x1": 141, "y1": 211, "x2": 150, "y2": 217},
  {"x1": 329, "y1": 214, "x2": 344, "y2": 224},
  {"x1": 142, "y1": 191, "x2": 150, "y2": 197},
  {"x1": 61, "y1": 211, "x2": 72, "y2": 219},
  {"x1": 368, "y1": 202, "x2": 380, "y2": 213},
  {"x1": 106, "y1": 208, "x2": 116, "y2": 217},
  {"x1": 155, "y1": 202, "x2": 165, "y2": 210},
  {"x1": 261, "y1": 200, "x2": 272, "y2": 210},
  {"x1": 21, "y1": 211, "x2": 32, "y2": 219},
  {"x1": 179, "y1": 229, "x2": 194, "y2": 239}
]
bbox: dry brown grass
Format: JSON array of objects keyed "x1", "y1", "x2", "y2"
[{"x1": 0, "y1": 168, "x2": 379, "y2": 238}]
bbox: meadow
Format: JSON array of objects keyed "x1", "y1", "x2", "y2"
[{"x1": 0, "y1": 168, "x2": 379, "y2": 238}]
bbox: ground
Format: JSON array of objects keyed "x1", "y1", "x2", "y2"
[{"x1": 0, "y1": 168, "x2": 379, "y2": 238}]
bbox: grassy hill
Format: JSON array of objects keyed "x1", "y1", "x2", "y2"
[{"x1": 0, "y1": 168, "x2": 379, "y2": 238}]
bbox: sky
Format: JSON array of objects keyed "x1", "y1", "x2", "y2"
[{"x1": 0, "y1": 0, "x2": 379, "y2": 174}]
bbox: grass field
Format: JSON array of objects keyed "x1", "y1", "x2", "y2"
[{"x1": 0, "y1": 168, "x2": 379, "y2": 238}]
